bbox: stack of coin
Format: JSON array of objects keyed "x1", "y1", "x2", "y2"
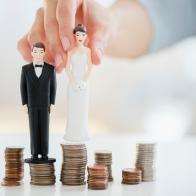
[
  {"x1": 1, "y1": 147, "x2": 24, "y2": 186},
  {"x1": 60, "y1": 144, "x2": 87, "y2": 185},
  {"x1": 29, "y1": 163, "x2": 56, "y2": 185},
  {"x1": 122, "y1": 168, "x2": 142, "y2": 184},
  {"x1": 135, "y1": 143, "x2": 156, "y2": 181},
  {"x1": 94, "y1": 150, "x2": 113, "y2": 181},
  {"x1": 87, "y1": 165, "x2": 108, "y2": 190}
]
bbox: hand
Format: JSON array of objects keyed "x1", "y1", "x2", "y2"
[
  {"x1": 105, "y1": 0, "x2": 152, "y2": 58},
  {"x1": 71, "y1": 80, "x2": 86, "y2": 92},
  {"x1": 17, "y1": 0, "x2": 110, "y2": 72},
  {"x1": 23, "y1": 105, "x2": 28, "y2": 114},
  {"x1": 78, "y1": 81, "x2": 87, "y2": 90}
]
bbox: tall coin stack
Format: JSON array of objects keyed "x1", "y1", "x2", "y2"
[
  {"x1": 135, "y1": 143, "x2": 156, "y2": 181},
  {"x1": 29, "y1": 163, "x2": 56, "y2": 185},
  {"x1": 94, "y1": 150, "x2": 113, "y2": 181},
  {"x1": 60, "y1": 144, "x2": 87, "y2": 185},
  {"x1": 122, "y1": 168, "x2": 142, "y2": 185},
  {"x1": 87, "y1": 165, "x2": 108, "y2": 190},
  {"x1": 1, "y1": 147, "x2": 24, "y2": 186}
]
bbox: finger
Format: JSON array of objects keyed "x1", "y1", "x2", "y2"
[
  {"x1": 17, "y1": 34, "x2": 32, "y2": 62},
  {"x1": 27, "y1": 7, "x2": 53, "y2": 63},
  {"x1": 43, "y1": 0, "x2": 65, "y2": 68},
  {"x1": 56, "y1": 0, "x2": 78, "y2": 50},
  {"x1": 87, "y1": 0, "x2": 110, "y2": 64}
]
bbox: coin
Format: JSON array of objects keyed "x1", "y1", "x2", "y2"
[
  {"x1": 94, "y1": 150, "x2": 113, "y2": 181},
  {"x1": 122, "y1": 168, "x2": 142, "y2": 185},
  {"x1": 29, "y1": 163, "x2": 56, "y2": 185},
  {"x1": 1, "y1": 147, "x2": 24, "y2": 186},
  {"x1": 135, "y1": 143, "x2": 156, "y2": 182},
  {"x1": 1, "y1": 181, "x2": 21, "y2": 186},
  {"x1": 87, "y1": 165, "x2": 108, "y2": 190},
  {"x1": 60, "y1": 143, "x2": 87, "y2": 185}
]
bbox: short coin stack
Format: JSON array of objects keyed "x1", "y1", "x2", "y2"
[
  {"x1": 135, "y1": 143, "x2": 156, "y2": 181},
  {"x1": 122, "y1": 168, "x2": 142, "y2": 185},
  {"x1": 94, "y1": 150, "x2": 113, "y2": 181},
  {"x1": 1, "y1": 147, "x2": 24, "y2": 186},
  {"x1": 87, "y1": 165, "x2": 108, "y2": 190},
  {"x1": 29, "y1": 163, "x2": 56, "y2": 185},
  {"x1": 60, "y1": 144, "x2": 87, "y2": 185}
]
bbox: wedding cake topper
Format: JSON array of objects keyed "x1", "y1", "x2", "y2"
[
  {"x1": 20, "y1": 42, "x2": 57, "y2": 163},
  {"x1": 63, "y1": 24, "x2": 93, "y2": 142}
]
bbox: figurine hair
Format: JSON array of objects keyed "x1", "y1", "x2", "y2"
[
  {"x1": 32, "y1": 42, "x2": 45, "y2": 52},
  {"x1": 73, "y1": 24, "x2": 87, "y2": 34}
]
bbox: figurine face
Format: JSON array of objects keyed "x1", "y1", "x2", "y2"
[
  {"x1": 31, "y1": 47, "x2": 45, "y2": 62},
  {"x1": 75, "y1": 31, "x2": 87, "y2": 45}
]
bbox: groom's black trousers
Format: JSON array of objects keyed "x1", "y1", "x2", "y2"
[{"x1": 28, "y1": 107, "x2": 49, "y2": 156}]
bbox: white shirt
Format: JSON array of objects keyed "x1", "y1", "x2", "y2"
[{"x1": 33, "y1": 62, "x2": 44, "y2": 78}]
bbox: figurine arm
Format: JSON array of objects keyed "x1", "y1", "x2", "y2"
[
  {"x1": 83, "y1": 49, "x2": 93, "y2": 82},
  {"x1": 20, "y1": 67, "x2": 28, "y2": 105},
  {"x1": 65, "y1": 51, "x2": 75, "y2": 83},
  {"x1": 50, "y1": 68, "x2": 57, "y2": 105}
]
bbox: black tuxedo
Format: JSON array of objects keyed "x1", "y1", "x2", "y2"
[{"x1": 20, "y1": 62, "x2": 57, "y2": 157}]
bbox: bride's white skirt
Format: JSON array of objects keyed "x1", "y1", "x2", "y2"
[{"x1": 63, "y1": 83, "x2": 90, "y2": 142}]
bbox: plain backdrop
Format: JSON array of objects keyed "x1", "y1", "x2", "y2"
[{"x1": 0, "y1": 0, "x2": 196, "y2": 139}]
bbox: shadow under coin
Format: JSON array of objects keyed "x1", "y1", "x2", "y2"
[
  {"x1": 121, "y1": 182, "x2": 156, "y2": 196},
  {"x1": 28, "y1": 184, "x2": 57, "y2": 196},
  {"x1": 3, "y1": 183, "x2": 25, "y2": 196},
  {"x1": 59, "y1": 185, "x2": 86, "y2": 196}
]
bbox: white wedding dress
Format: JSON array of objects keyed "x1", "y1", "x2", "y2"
[{"x1": 63, "y1": 52, "x2": 90, "y2": 142}]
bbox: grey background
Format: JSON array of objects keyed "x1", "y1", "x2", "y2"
[{"x1": 139, "y1": 0, "x2": 196, "y2": 51}]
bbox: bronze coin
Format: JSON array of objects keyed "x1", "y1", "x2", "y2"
[{"x1": 1, "y1": 180, "x2": 21, "y2": 186}]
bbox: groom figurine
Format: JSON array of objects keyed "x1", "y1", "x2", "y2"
[{"x1": 20, "y1": 42, "x2": 57, "y2": 162}]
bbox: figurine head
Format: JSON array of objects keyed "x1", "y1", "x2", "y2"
[
  {"x1": 73, "y1": 24, "x2": 87, "y2": 45},
  {"x1": 31, "y1": 42, "x2": 45, "y2": 62}
]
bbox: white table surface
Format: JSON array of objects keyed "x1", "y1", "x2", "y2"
[{"x1": 0, "y1": 134, "x2": 195, "y2": 196}]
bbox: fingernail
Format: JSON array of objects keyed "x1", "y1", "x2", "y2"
[
  {"x1": 61, "y1": 36, "x2": 70, "y2": 51},
  {"x1": 55, "y1": 54, "x2": 63, "y2": 67},
  {"x1": 96, "y1": 48, "x2": 104, "y2": 59}
]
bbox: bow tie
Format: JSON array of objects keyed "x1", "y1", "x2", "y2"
[{"x1": 35, "y1": 64, "x2": 43, "y2": 68}]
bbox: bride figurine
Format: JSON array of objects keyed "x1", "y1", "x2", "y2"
[{"x1": 63, "y1": 24, "x2": 93, "y2": 142}]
